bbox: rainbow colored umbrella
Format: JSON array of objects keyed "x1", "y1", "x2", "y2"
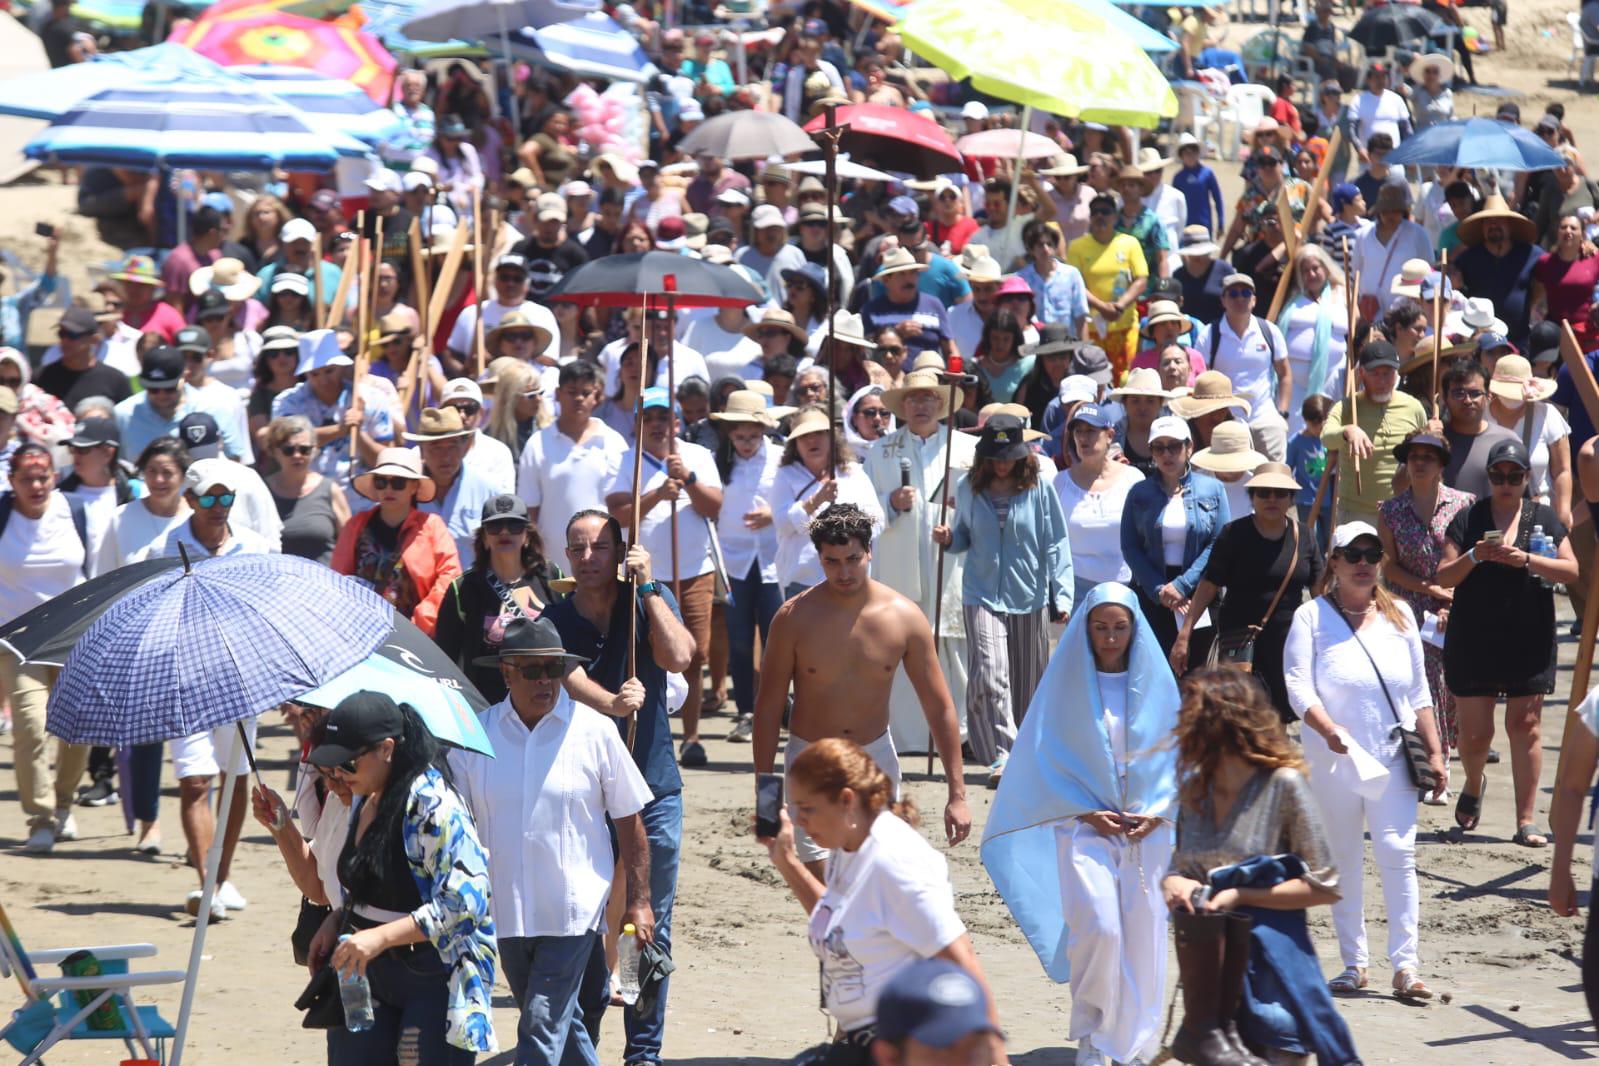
[{"x1": 170, "y1": 9, "x2": 396, "y2": 104}]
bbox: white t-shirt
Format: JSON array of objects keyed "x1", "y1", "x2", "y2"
[
  {"x1": 1160, "y1": 491, "x2": 1187, "y2": 566},
  {"x1": 678, "y1": 310, "x2": 759, "y2": 382},
  {"x1": 97, "y1": 498, "x2": 192, "y2": 573},
  {"x1": 465, "y1": 431, "x2": 517, "y2": 496},
  {"x1": 0, "y1": 493, "x2": 84, "y2": 627},
  {"x1": 973, "y1": 215, "x2": 1028, "y2": 271},
  {"x1": 64, "y1": 483, "x2": 118, "y2": 578},
  {"x1": 448, "y1": 299, "x2": 560, "y2": 363},
  {"x1": 517, "y1": 421, "x2": 630, "y2": 563},
  {"x1": 1053, "y1": 464, "x2": 1144, "y2": 585},
  {"x1": 1219, "y1": 476, "x2": 1253, "y2": 520},
  {"x1": 1099, "y1": 669, "x2": 1129, "y2": 779},
  {"x1": 1496, "y1": 402, "x2": 1570, "y2": 503},
  {"x1": 607, "y1": 439, "x2": 722, "y2": 581},
  {"x1": 807, "y1": 812, "x2": 966, "y2": 1033},
  {"x1": 596, "y1": 337, "x2": 711, "y2": 398}
]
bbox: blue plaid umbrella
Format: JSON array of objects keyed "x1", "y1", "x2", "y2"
[
  {"x1": 24, "y1": 81, "x2": 368, "y2": 173},
  {"x1": 231, "y1": 64, "x2": 408, "y2": 150},
  {"x1": 46, "y1": 553, "x2": 393, "y2": 748}
]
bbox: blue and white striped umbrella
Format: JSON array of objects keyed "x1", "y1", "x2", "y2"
[
  {"x1": 0, "y1": 42, "x2": 234, "y2": 121},
  {"x1": 232, "y1": 64, "x2": 407, "y2": 150},
  {"x1": 401, "y1": 0, "x2": 595, "y2": 43},
  {"x1": 24, "y1": 81, "x2": 369, "y2": 173},
  {"x1": 494, "y1": 11, "x2": 654, "y2": 83},
  {"x1": 47, "y1": 553, "x2": 394, "y2": 748}
]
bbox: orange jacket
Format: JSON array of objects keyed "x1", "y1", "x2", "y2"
[{"x1": 332, "y1": 507, "x2": 462, "y2": 636}]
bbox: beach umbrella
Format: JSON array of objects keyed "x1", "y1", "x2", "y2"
[
  {"x1": 801, "y1": 102, "x2": 960, "y2": 180},
  {"x1": 171, "y1": 8, "x2": 397, "y2": 104},
  {"x1": 23, "y1": 81, "x2": 366, "y2": 172},
  {"x1": 544, "y1": 250, "x2": 766, "y2": 308},
  {"x1": 0, "y1": 42, "x2": 235, "y2": 121},
  {"x1": 787, "y1": 153, "x2": 899, "y2": 182},
  {"x1": 1386, "y1": 117, "x2": 1567, "y2": 173},
  {"x1": 0, "y1": 558, "x2": 184, "y2": 665},
  {"x1": 232, "y1": 63, "x2": 407, "y2": 148},
  {"x1": 298, "y1": 651, "x2": 494, "y2": 755},
  {"x1": 493, "y1": 10, "x2": 654, "y2": 83},
  {"x1": 38, "y1": 552, "x2": 396, "y2": 1066},
  {"x1": 678, "y1": 109, "x2": 815, "y2": 162},
  {"x1": 1347, "y1": 4, "x2": 1447, "y2": 53},
  {"x1": 353, "y1": 0, "x2": 484, "y2": 57},
  {"x1": 955, "y1": 128, "x2": 1060, "y2": 160}
]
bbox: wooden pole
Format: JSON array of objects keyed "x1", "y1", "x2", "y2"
[
  {"x1": 400, "y1": 218, "x2": 432, "y2": 421},
  {"x1": 1265, "y1": 127, "x2": 1340, "y2": 322},
  {"x1": 471, "y1": 186, "x2": 487, "y2": 380},
  {"x1": 626, "y1": 292, "x2": 650, "y2": 752},
  {"x1": 1430, "y1": 248, "x2": 1449, "y2": 418},
  {"x1": 349, "y1": 231, "x2": 370, "y2": 458},
  {"x1": 817, "y1": 103, "x2": 845, "y2": 477},
  {"x1": 1346, "y1": 258, "x2": 1362, "y2": 497},
  {"x1": 926, "y1": 378, "x2": 958, "y2": 779},
  {"x1": 403, "y1": 224, "x2": 468, "y2": 416},
  {"x1": 666, "y1": 289, "x2": 681, "y2": 607},
  {"x1": 1552, "y1": 320, "x2": 1599, "y2": 801},
  {"x1": 312, "y1": 232, "x2": 324, "y2": 328},
  {"x1": 323, "y1": 215, "x2": 359, "y2": 330}
]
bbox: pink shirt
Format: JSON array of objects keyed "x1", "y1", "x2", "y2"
[
  {"x1": 1128, "y1": 343, "x2": 1205, "y2": 386},
  {"x1": 123, "y1": 300, "x2": 188, "y2": 344}
]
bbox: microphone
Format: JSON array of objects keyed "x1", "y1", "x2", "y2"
[{"x1": 899, "y1": 456, "x2": 912, "y2": 488}]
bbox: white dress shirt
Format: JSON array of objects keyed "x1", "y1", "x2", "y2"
[
  {"x1": 1351, "y1": 220, "x2": 1433, "y2": 308},
  {"x1": 1194, "y1": 315, "x2": 1288, "y2": 425},
  {"x1": 717, "y1": 440, "x2": 782, "y2": 584},
  {"x1": 517, "y1": 420, "x2": 630, "y2": 562},
  {"x1": 450, "y1": 693, "x2": 653, "y2": 939}
]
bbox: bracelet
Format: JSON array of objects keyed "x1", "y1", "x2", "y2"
[{"x1": 1467, "y1": 546, "x2": 1477, "y2": 565}]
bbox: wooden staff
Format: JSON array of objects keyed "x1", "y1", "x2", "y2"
[
  {"x1": 1552, "y1": 320, "x2": 1599, "y2": 798},
  {"x1": 817, "y1": 103, "x2": 846, "y2": 476},
  {"x1": 665, "y1": 287, "x2": 681, "y2": 607},
  {"x1": 1265, "y1": 127, "x2": 1341, "y2": 321},
  {"x1": 926, "y1": 371, "x2": 967, "y2": 779},
  {"x1": 471, "y1": 186, "x2": 487, "y2": 379},
  {"x1": 626, "y1": 292, "x2": 651, "y2": 752},
  {"x1": 349, "y1": 231, "x2": 370, "y2": 458},
  {"x1": 323, "y1": 217, "x2": 359, "y2": 330},
  {"x1": 402, "y1": 224, "x2": 468, "y2": 416},
  {"x1": 1344, "y1": 247, "x2": 1362, "y2": 497},
  {"x1": 1429, "y1": 248, "x2": 1449, "y2": 418},
  {"x1": 401, "y1": 218, "x2": 432, "y2": 421},
  {"x1": 312, "y1": 232, "x2": 324, "y2": 327}
]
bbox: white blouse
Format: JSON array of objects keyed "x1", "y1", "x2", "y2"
[
  {"x1": 717, "y1": 441, "x2": 783, "y2": 585},
  {"x1": 1053, "y1": 463, "x2": 1144, "y2": 585},
  {"x1": 772, "y1": 461, "x2": 886, "y2": 589}
]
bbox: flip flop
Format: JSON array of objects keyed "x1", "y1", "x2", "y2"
[
  {"x1": 1454, "y1": 777, "x2": 1486, "y2": 832},
  {"x1": 1513, "y1": 824, "x2": 1549, "y2": 848}
]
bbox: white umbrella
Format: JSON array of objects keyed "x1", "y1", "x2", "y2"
[{"x1": 786, "y1": 153, "x2": 898, "y2": 182}]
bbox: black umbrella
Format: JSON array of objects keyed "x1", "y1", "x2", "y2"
[
  {"x1": 0, "y1": 557, "x2": 182, "y2": 666},
  {"x1": 543, "y1": 251, "x2": 766, "y2": 308},
  {"x1": 1347, "y1": 5, "x2": 1448, "y2": 53}
]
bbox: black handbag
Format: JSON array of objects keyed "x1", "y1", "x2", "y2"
[
  {"x1": 292, "y1": 897, "x2": 333, "y2": 968},
  {"x1": 293, "y1": 905, "x2": 352, "y2": 1030},
  {"x1": 1213, "y1": 520, "x2": 1301, "y2": 673},
  {"x1": 1336, "y1": 612, "x2": 1442, "y2": 794}
]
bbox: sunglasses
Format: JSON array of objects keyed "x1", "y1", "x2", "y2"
[
  {"x1": 1487, "y1": 468, "x2": 1527, "y2": 486},
  {"x1": 499, "y1": 331, "x2": 537, "y2": 344},
  {"x1": 1250, "y1": 488, "x2": 1294, "y2": 500},
  {"x1": 1150, "y1": 440, "x2": 1186, "y2": 455},
  {"x1": 195, "y1": 492, "x2": 236, "y2": 509},
  {"x1": 484, "y1": 518, "x2": 528, "y2": 535},
  {"x1": 757, "y1": 327, "x2": 792, "y2": 338},
  {"x1": 279, "y1": 444, "x2": 314, "y2": 457},
  {"x1": 448, "y1": 401, "x2": 482, "y2": 418},
  {"x1": 145, "y1": 384, "x2": 178, "y2": 394},
  {"x1": 1223, "y1": 287, "x2": 1254, "y2": 299},
  {"x1": 1336, "y1": 545, "x2": 1383, "y2": 564},
  {"x1": 878, "y1": 345, "x2": 905, "y2": 357},
  {"x1": 856, "y1": 407, "x2": 890, "y2": 421},
  {"x1": 335, "y1": 746, "x2": 375, "y2": 775},
  {"x1": 369, "y1": 475, "x2": 414, "y2": 491},
  {"x1": 515, "y1": 662, "x2": 567, "y2": 680}
]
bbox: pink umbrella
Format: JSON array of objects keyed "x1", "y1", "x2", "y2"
[
  {"x1": 954, "y1": 127, "x2": 1060, "y2": 160},
  {"x1": 171, "y1": 9, "x2": 396, "y2": 104}
]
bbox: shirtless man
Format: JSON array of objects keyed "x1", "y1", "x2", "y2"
[{"x1": 753, "y1": 504, "x2": 970, "y2": 874}]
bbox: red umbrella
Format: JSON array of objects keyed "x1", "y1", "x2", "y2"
[{"x1": 803, "y1": 102, "x2": 962, "y2": 179}]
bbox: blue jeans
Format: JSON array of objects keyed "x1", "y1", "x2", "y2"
[
  {"x1": 128, "y1": 742, "x2": 163, "y2": 823},
  {"x1": 577, "y1": 790, "x2": 682, "y2": 1065},
  {"x1": 783, "y1": 581, "x2": 810, "y2": 601},
  {"x1": 325, "y1": 941, "x2": 474, "y2": 1065},
  {"x1": 500, "y1": 932, "x2": 599, "y2": 1066},
  {"x1": 726, "y1": 560, "x2": 783, "y2": 716}
]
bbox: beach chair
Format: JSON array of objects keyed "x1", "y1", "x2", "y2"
[{"x1": 0, "y1": 902, "x2": 183, "y2": 1065}]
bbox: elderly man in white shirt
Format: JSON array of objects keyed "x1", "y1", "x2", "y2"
[
  {"x1": 1192, "y1": 272, "x2": 1292, "y2": 462},
  {"x1": 451, "y1": 615, "x2": 654, "y2": 1066},
  {"x1": 1139, "y1": 148, "x2": 1188, "y2": 256}
]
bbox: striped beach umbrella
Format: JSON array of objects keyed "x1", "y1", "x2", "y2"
[
  {"x1": 23, "y1": 81, "x2": 364, "y2": 172},
  {"x1": 0, "y1": 42, "x2": 234, "y2": 121},
  {"x1": 495, "y1": 11, "x2": 654, "y2": 83},
  {"x1": 171, "y1": 8, "x2": 396, "y2": 103},
  {"x1": 232, "y1": 63, "x2": 406, "y2": 147}
]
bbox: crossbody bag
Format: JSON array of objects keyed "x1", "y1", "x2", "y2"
[
  {"x1": 1212, "y1": 520, "x2": 1301, "y2": 672},
  {"x1": 1335, "y1": 609, "x2": 1441, "y2": 793}
]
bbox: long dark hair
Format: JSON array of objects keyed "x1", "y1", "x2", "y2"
[
  {"x1": 976, "y1": 309, "x2": 1024, "y2": 363},
  {"x1": 968, "y1": 452, "x2": 1040, "y2": 494},
  {"x1": 342, "y1": 701, "x2": 452, "y2": 892},
  {"x1": 469, "y1": 522, "x2": 550, "y2": 574}
]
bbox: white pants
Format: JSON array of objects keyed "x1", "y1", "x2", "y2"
[
  {"x1": 1056, "y1": 818, "x2": 1172, "y2": 1064},
  {"x1": 1309, "y1": 755, "x2": 1419, "y2": 972},
  {"x1": 785, "y1": 731, "x2": 900, "y2": 864}
]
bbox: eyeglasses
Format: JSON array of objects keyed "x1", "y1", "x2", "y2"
[
  {"x1": 877, "y1": 345, "x2": 905, "y2": 357},
  {"x1": 1223, "y1": 287, "x2": 1254, "y2": 299},
  {"x1": 448, "y1": 401, "x2": 482, "y2": 419},
  {"x1": 279, "y1": 444, "x2": 314, "y2": 457},
  {"x1": 1487, "y1": 468, "x2": 1527, "y2": 486},
  {"x1": 799, "y1": 218, "x2": 829, "y2": 228},
  {"x1": 1150, "y1": 440, "x2": 1186, "y2": 455},
  {"x1": 1449, "y1": 388, "x2": 1487, "y2": 401},
  {"x1": 195, "y1": 492, "x2": 236, "y2": 509},
  {"x1": 1250, "y1": 488, "x2": 1295, "y2": 500},
  {"x1": 856, "y1": 407, "x2": 890, "y2": 421},
  {"x1": 1336, "y1": 545, "x2": 1383, "y2": 564},
  {"x1": 514, "y1": 661, "x2": 567, "y2": 681},
  {"x1": 484, "y1": 518, "x2": 528, "y2": 535},
  {"x1": 369, "y1": 475, "x2": 414, "y2": 491}
]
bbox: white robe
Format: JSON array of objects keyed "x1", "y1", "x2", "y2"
[{"x1": 863, "y1": 425, "x2": 975, "y2": 751}]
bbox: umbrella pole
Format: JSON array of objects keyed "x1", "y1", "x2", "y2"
[
  {"x1": 1005, "y1": 105, "x2": 1032, "y2": 245},
  {"x1": 627, "y1": 293, "x2": 649, "y2": 752},
  {"x1": 820, "y1": 103, "x2": 844, "y2": 478},
  {"x1": 169, "y1": 762, "x2": 240, "y2": 1066}
]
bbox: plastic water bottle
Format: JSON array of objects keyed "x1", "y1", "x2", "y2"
[
  {"x1": 1529, "y1": 526, "x2": 1557, "y2": 588},
  {"x1": 616, "y1": 924, "x2": 642, "y2": 1006},
  {"x1": 336, "y1": 935, "x2": 375, "y2": 1032}
]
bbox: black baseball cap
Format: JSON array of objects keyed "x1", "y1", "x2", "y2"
[
  {"x1": 178, "y1": 412, "x2": 222, "y2": 458},
  {"x1": 480, "y1": 493, "x2": 530, "y2": 524},
  {"x1": 68, "y1": 417, "x2": 119, "y2": 449},
  {"x1": 1487, "y1": 438, "x2": 1531, "y2": 470},
  {"x1": 175, "y1": 325, "x2": 210, "y2": 354},
  {"x1": 1528, "y1": 320, "x2": 1562, "y2": 364},
  {"x1": 140, "y1": 345, "x2": 185, "y2": 388},
  {"x1": 306, "y1": 691, "x2": 406, "y2": 768},
  {"x1": 58, "y1": 306, "x2": 97, "y2": 336},
  {"x1": 1358, "y1": 339, "x2": 1400, "y2": 370},
  {"x1": 874, "y1": 959, "x2": 999, "y2": 1048},
  {"x1": 195, "y1": 289, "x2": 230, "y2": 319}
]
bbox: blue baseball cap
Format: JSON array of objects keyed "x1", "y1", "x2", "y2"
[
  {"x1": 641, "y1": 386, "x2": 672, "y2": 411},
  {"x1": 886, "y1": 195, "x2": 919, "y2": 217},
  {"x1": 874, "y1": 959, "x2": 999, "y2": 1048},
  {"x1": 1476, "y1": 331, "x2": 1512, "y2": 353},
  {"x1": 908, "y1": 100, "x2": 934, "y2": 115},
  {"x1": 1330, "y1": 182, "x2": 1360, "y2": 213},
  {"x1": 1067, "y1": 401, "x2": 1115, "y2": 430},
  {"x1": 202, "y1": 192, "x2": 234, "y2": 215}
]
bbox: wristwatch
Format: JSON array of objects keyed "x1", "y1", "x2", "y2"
[
  {"x1": 684, "y1": 471, "x2": 698, "y2": 486},
  {"x1": 638, "y1": 580, "x2": 662, "y2": 598}
]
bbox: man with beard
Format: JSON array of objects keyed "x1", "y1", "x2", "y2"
[{"x1": 1453, "y1": 194, "x2": 1543, "y2": 347}]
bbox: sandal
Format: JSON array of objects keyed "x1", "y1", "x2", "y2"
[
  {"x1": 1513, "y1": 823, "x2": 1550, "y2": 848},
  {"x1": 1393, "y1": 969, "x2": 1434, "y2": 1002},
  {"x1": 1454, "y1": 777, "x2": 1487, "y2": 831},
  {"x1": 1328, "y1": 966, "x2": 1367, "y2": 995}
]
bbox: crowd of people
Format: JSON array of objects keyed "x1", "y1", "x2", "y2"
[{"x1": 5, "y1": 1, "x2": 1599, "y2": 1064}]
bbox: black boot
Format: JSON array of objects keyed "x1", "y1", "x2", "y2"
[
  {"x1": 1219, "y1": 912, "x2": 1269, "y2": 1066},
  {"x1": 1170, "y1": 910, "x2": 1246, "y2": 1066}
]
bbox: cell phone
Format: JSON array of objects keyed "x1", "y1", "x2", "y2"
[
  {"x1": 1483, "y1": 530, "x2": 1504, "y2": 545},
  {"x1": 755, "y1": 772, "x2": 784, "y2": 839},
  {"x1": 34, "y1": 222, "x2": 54, "y2": 238}
]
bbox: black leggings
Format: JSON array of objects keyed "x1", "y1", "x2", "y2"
[{"x1": 1586, "y1": 903, "x2": 1599, "y2": 1029}]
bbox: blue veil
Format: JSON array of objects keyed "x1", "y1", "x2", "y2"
[{"x1": 979, "y1": 582, "x2": 1181, "y2": 982}]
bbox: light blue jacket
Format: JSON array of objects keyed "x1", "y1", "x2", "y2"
[
  {"x1": 947, "y1": 478, "x2": 1073, "y2": 616},
  {"x1": 1119, "y1": 469, "x2": 1230, "y2": 598}
]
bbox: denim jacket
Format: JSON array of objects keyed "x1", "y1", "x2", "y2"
[
  {"x1": 1119, "y1": 469, "x2": 1229, "y2": 598},
  {"x1": 947, "y1": 479, "x2": 1073, "y2": 616}
]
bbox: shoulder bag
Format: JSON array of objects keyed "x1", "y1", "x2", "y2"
[
  {"x1": 1334, "y1": 608, "x2": 1441, "y2": 793},
  {"x1": 1213, "y1": 520, "x2": 1301, "y2": 672}
]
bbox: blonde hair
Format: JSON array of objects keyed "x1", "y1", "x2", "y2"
[
  {"x1": 787, "y1": 738, "x2": 918, "y2": 827},
  {"x1": 485, "y1": 357, "x2": 546, "y2": 451},
  {"x1": 1321, "y1": 572, "x2": 1410, "y2": 630}
]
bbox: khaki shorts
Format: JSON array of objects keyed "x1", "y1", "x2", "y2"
[{"x1": 784, "y1": 730, "x2": 901, "y2": 864}]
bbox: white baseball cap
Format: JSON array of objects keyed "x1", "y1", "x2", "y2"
[
  {"x1": 1057, "y1": 374, "x2": 1099, "y2": 406},
  {"x1": 1149, "y1": 415, "x2": 1192, "y2": 443},
  {"x1": 280, "y1": 217, "x2": 317, "y2": 244},
  {"x1": 403, "y1": 170, "x2": 435, "y2": 192},
  {"x1": 961, "y1": 100, "x2": 990, "y2": 121},
  {"x1": 751, "y1": 204, "x2": 786, "y2": 229},
  {"x1": 184, "y1": 457, "x2": 243, "y2": 496},
  {"x1": 1332, "y1": 520, "x2": 1381, "y2": 549},
  {"x1": 363, "y1": 169, "x2": 404, "y2": 194},
  {"x1": 717, "y1": 188, "x2": 751, "y2": 207},
  {"x1": 559, "y1": 179, "x2": 593, "y2": 198},
  {"x1": 441, "y1": 378, "x2": 484, "y2": 405}
]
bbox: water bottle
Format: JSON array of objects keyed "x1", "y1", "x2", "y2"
[
  {"x1": 336, "y1": 935, "x2": 375, "y2": 1032},
  {"x1": 616, "y1": 924, "x2": 642, "y2": 1006},
  {"x1": 1529, "y1": 526, "x2": 1557, "y2": 589}
]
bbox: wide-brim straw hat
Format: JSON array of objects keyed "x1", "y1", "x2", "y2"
[
  {"x1": 1389, "y1": 258, "x2": 1433, "y2": 298},
  {"x1": 1142, "y1": 300, "x2": 1197, "y2": 336},
  {"x1": 959, "y1": 246, "x2": 1003, "y2": 283},
  {"x1": 1409, "y1": 52, "x2": 1453, "y2": 83},
  {"x1": 354, "y1": 447, "x2": 437, "y2": 502},
  {"x1": 486, "y1": 311, "x2": 555, "y2": 353},
  {"x1": 875, "y1": 247, "x2": 927, "y2": 279},
  {"x1": 1244, "y1": 461, "x2": 1301, "y2": 493},
  {"x1": 882, "y1": 368, "x2": 960, "y2": 421},
  {"x1": 1109, "y1": 366, "x2": 1174, "y2": 400},
  {"x1": 1457, "y1": 194, "x2": 1537, "y2": 247},
  {"x1": 1488, "y1": 355, "x2": 1558, "y2": 402},
  {"x1": 962, "y1": 402, "x2": 1047, "y2": 441},
  {"x1": 1168, "y1": 370, "x2": 1252, "y2": 419},
  {"x1": 403, "y1": 406, "x2": 474, "y2": 443},
  {"x1": 1191, "y1": 422, "x2": 1267, "y2": 473},
  {"x1": 786, "y1": 407, "x2": 833, "y2": 439},
  {"x1": 189, "y1": 257, "x2": 260, "y2": 301},
  {"x1": 1399, "y1": 334, "x2": 1474, "y2": 376},
  {"x1": 744, "y1": 308, "x2": 807, "y2": 343},
  {"x1": 709, "y1": 389, "x2": 779, "y2": 428},
  {"x1": 1039, "y1": 153, "x2": 1088, "y2": 177}
]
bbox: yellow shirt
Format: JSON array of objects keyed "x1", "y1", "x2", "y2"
[{"x1": 1067, "y1": 232, "x2": 1148, "y2": 333}]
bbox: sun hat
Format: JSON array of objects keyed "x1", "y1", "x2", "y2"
[
  {"x1": 487, "y1": 310, "x2": 554, "y2": 354},
  {"x1": 910, "y1": 351, "x2": 948, "y2": 373},
  {"x1": 403, "y1": 406, "x2": 473, "y2": 443},
  {"x1": 376, "y1": 311, "x2": 415, "y2": 344},
  {"x1": 57, "y1": 306, "x2": 98, "y2": 336},
  {"x1": 1114, "y1": 164, "x2": 1147, "y2": 185},
  {"x1": 1110, "y1": 367, "x2": 1174, "y2": 400},
  {"x1": 441, "y1": 378, "x2": 484, "y2": 406},
  {"x1": 1332, "y1": 520, "x2": 1381, "y2": 549},
  {"x1": 1457, "y1": 193, "x2": 1538, "y2": 246},
  {"x1": 304, "y1": 691, "x2": 406, "y2": 768},
  {"x1": 1039, "y1": 153, "x2": 1088, "y2": 177},
  {"x1": 469, "y1": 615, "x2": 585, "y2": 670},
  {"x1": 1178, "y1": 225, "x2": 1220, "y2": 258},
  {"x1": 1389, "y1": 258, "x2": 1433, "y2": 298},
  {"x1": 874, "y1": 247, "x2": 927, "y2": 279},
  {"x1": 750, "y1": 204, "x2": 787, "y2": 230},
  {"x1": 786, "y1": 406, "x2": 833, "y2": 439},
  {"x1": 710, "y1": 389, "x2": 780, "y2": 428},
  {"x1": 295, "y1": 328, "x2": 351, "y2": 376},
  {"x1": 355, "y1": 446, "x2": 436, "y2": 502},
  {"x1": 183, "y1": 456, "x2": 242, "y2": 496},
  {"x1": 188, "y1": 257, "x2": 260, "y2": 301},
  {"x1": 1176, "y1": 132, "x2": 1203, "y2": 153},
  {"x1": 959, "y1": 246, "x2": 1003, "y2": 283},
  {"x1": 810, "y1": 309, "x2": 873, "y2": 351},
  {"x1": 1393, "y1": 430, "x2": 1452, "y2": 465},
  {"x1": 1486, "y1": 438, "x2": 1531, "y2": 470},
  {"x1": 1143, "y1": 300, "x2": 1197, "y2": 335},
  {"x1": 759, "y1": 163, "x2": 793, "y2": 186},
  {"x1": 963, "y1": 403, "x2": 1046, "y2": 441},
  {"x1": 874, "y1": 958, "x2": 998, "y2": 1049},
  {"x1": 1022, "y1": 322, "x2": 1077, "y2": 357},
  {"x1": 882, "y1": 368, "x2": 960, "y2": 421},
  {"x1": 110, "y1": 254, "x2": 161, "y2": 287},
  {"x1": 1148, "y1": 415, "x2": 1192, "y2": 443},
  {"x1": 1169, "y1": 370, "x2": 1252, "y2": 418},
  {"x1": 1136, "y1": 147, "x2": 1171, "y2": 172},
  {"x1": 1191, "y1": 421, "x2": 1267, "y2": 474},
  {"x1": 262, "y1": 325, "x2": 299, "y2": 353},
  {"x1": 996, "y1": 274, "x2": 1035, "y2": 301},
  {"x1": 1070, "y1": 343, "x2": 1112, "y2": 386},
  {"x1": 1244, "y1": 461, "x2": 1301, "y2": 493},
  {"x1": 745, "y1": 307, "x2": 808, "y2": 343},
  {"x1": 1410, "y1": 52, "x2": 1453, "y2": 82},
  {"x1": 975, "y1": 413, "x2": 1031, "y2": 462},
  {"x1": 1488, "y1": 354, "x2": 1558, "y2": 402}
]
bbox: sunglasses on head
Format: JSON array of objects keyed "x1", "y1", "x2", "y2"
[
  {"x1": 1487, "y1": 468, "x2": 1527, "y2": 486},
  {"x1": 280, "y1": 444, "x2": 314, "y2": 457},
  {"x1": 1336, "y1": 545, "x2": 1383, "y2": 564},
  {"x1": 1224, "y1": 287, "x2": 1254, "y2": 299},
  {"x1": 515, "y1": 661, "x2": 567, "y2": 681},
  {"x1": 1150, "y1": 440, "x2": 1186, "y2": 455},
  {"x1": 369, "y1": 475, "x2": 413, "y2": 491},
  {"x1": 195, "y1": 492, "x2": 236, "y2": 509},
  {"x1": 484, "y1": 518, "x2": 527, "y2": 535}
]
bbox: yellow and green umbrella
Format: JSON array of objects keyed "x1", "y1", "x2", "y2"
[{"x1": 895, "y1": 0, "x2": 1178, "y2": 129}]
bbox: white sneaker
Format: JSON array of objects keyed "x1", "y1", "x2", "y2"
[
  {"x1": 1421, "y1": 788, "x2": 1451, "y2": 807},
  {"x1": 185, "y1": 890, "x2": 228, "y2": 922},
  {"x1": 1076, "y1": 1038, "x2": 1107, "y2": 1066},
  {"x1": 22, "y1": 826, "x2": 54, "y2": 853},
  {"x1": 53, "y1": 810, "x2": 78, "y2": 841},
  {"x1": 216, "y1": 881, "x2": 249, "y2": 911}
]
